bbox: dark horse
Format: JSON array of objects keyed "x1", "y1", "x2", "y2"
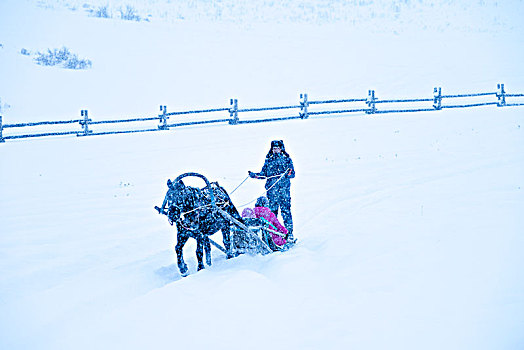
[{"x1": 165, "y1": 173, "x2": 243, "y2": 276}]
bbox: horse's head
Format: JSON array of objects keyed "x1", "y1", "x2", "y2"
[
  {"x1": 167, "y1": 205, "x2": 182, "y2": 225},
  {"x1": 168, "y1": 204, "x2": 201, "y2": 229},
  {"x1": 168, "y1": 186, "x2": 206, "y2": 228}
]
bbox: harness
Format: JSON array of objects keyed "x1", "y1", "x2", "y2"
[{"x1": 167, "y1": 183, "x2": 230, "y2": 230}]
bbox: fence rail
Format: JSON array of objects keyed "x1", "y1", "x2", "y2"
[
  {"x1": 441, "y1": 92, "x2": 497, "y2": 98},
  {"x1": 309, "y1": 98, "x2": 367, "y2": 104},
  {"x1": 237, "y1": 105, "x2": 300, "y2": 113},
  {"x1": 374, "y1": 98, "x2": 434, "y2": 104},
  {"x1": 165, "y1": 107, "x2": 230, "y2": 117},
  {"x1": 89, "y1": 116, "x2": 160, "y2": 125},
  {"x1": 1, "y1": 83, "x2": 522, "y2": 143},
  {"x1": 5, "y1": 119, "x2": 83, "y2": 128}
]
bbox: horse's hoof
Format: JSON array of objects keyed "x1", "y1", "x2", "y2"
[
  {"x1": 179, "y1": 263, "x2": 189, "y2": 277},
  {"x1": 197, "y1": 264, "x2": 205, "y2": 271}
]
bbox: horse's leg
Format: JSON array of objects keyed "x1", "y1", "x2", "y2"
[
  {"x1": 221, "y1": 221, "x2": 234, "y2": 259},
  {"x1": 195, "y1": 233, "x2": 205, "y2": 271},
  {"x1": 175, "y1": 230, "x2": 190, "y2": 276},
  {"x1": 203, "y1": 235, "x2": 212, "y2": 266}
]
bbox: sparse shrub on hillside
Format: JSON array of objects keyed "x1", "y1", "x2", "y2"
[
  {"x1": 82, "y1": 3, "x2": 148, "y2": 22},
  {"x1": 94, "y1": 5, "x2": 112, "y2": 18},
  {"x1": 63, "y1": 55, "x2": 93, "y2": 69},
  {"x1": 20, "y1": 48, "x2": 31, "y2": 56},
  {"x1": 34, "y1": 47, "x2": 92, "y2": 70},
  {"x1": 118, "y1": 5, "x2": 141, "y2": 21}
]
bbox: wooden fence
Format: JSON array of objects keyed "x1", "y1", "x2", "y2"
[{"x1": 1, "y1": 83, "x2": 523, "y2": 143}]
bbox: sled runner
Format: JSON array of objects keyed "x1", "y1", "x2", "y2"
[
  {"x1": 232, "y1": 215, "x2": 292, "y2": 255},
  {"x1": 155, "y1": 172, "x2": 287, "y2": 276}
]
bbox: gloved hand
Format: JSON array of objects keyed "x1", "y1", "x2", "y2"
[{"x1": 248, "y1": 171, "x2": 257, "y2": 178}]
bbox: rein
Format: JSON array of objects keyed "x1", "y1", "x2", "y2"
[
  {"x1": 167, "y1": 168, "x2": 290, "y2": 226},
  {"x1": 236, "y1": 168, "x2": 290, "y2": 208}
]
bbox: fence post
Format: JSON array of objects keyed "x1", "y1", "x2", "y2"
[
  {"x1": 497, "y1": 83, "x2": 506, "y2": 107},
  {"x1": 229, "y1": 99, "x2": 238, "y2": 125},
  {"x1": 158, "y1": 105, "x2": 168, "y2": 129},
  {"x1": 79, "y1": 109, "x2": 91, "y2": 136},
  {"x1": 366, "y1": 90, "x2": 376, "y2": 114},
  {"x1": 0, "y1": 115, "x2": 4, "y2": 143},
  {"x1": 433, "y1": 87, "x2": 442, "y2": 110},
  {"x1": 300, "y1": 93, "x2": 309, "y2": 119}
]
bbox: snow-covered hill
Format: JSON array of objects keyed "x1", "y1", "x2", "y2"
[
  {"x1": 1, "y1": 0, "x2": 524, "y2": 121},
  {"x1": 25, "y1": 0, "x2": 524, "y2": 31},
  {"x1": 0, "y1": 1, "x2": 523, "y2": 349}
]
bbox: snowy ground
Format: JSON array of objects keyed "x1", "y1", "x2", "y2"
[{"x1": 1, "y1": 1, "x2": 524, "y2": 349}]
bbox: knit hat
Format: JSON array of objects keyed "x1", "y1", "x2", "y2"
[
  {"x1": 255, "y1": 196, "x2": 269, "y2": 208},
  {"x1": 271, "y1": 140, "x2": 285, "y2": 150},
  {"x1": 241, "y1": 208, "x2": 256, "y2": 218}
]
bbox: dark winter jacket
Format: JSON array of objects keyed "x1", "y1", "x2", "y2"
[{"x1": 252, "y1": 152, "x2": 295, "y2": 192}]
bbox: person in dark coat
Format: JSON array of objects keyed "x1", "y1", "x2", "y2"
[{"x1": 248, "y1": 140, "x2": 296, "y2": 242}]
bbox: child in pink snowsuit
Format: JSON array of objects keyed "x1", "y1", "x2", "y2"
[{"x1": 251, "y1": 196, "x2": 288, "y2": 247}]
